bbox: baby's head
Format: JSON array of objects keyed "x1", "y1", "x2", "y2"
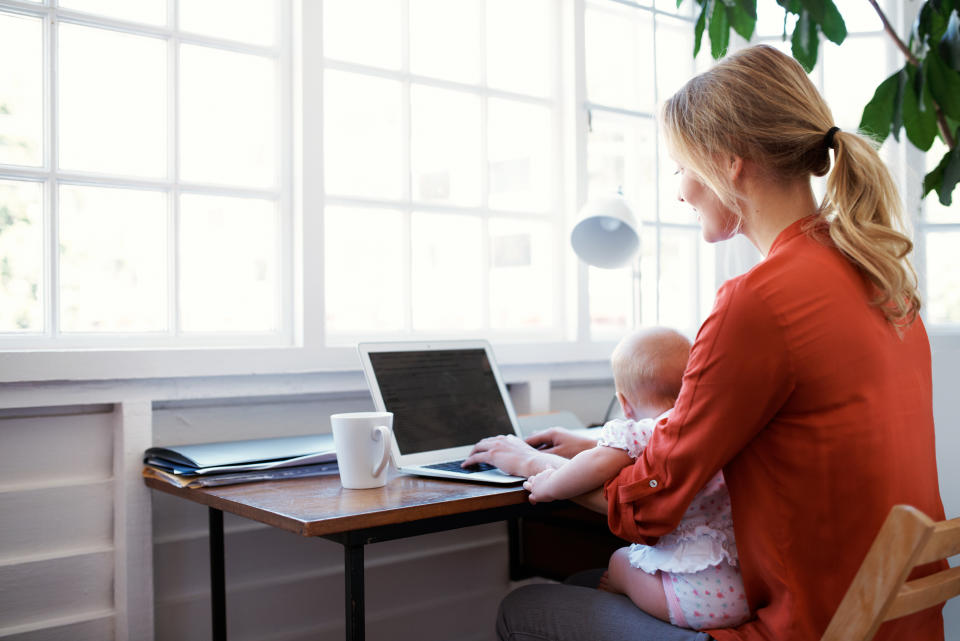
[{"x1": 611, "y1": 327, "x2": 692, "y2": 420}]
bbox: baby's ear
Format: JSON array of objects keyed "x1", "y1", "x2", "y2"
[{"x1": 617, "y1": 392, "x2": 635, "y2": 420}]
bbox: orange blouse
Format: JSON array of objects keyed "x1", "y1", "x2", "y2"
[{"x1": 604, "y1": 218, "x2": 946, "y2": 641}]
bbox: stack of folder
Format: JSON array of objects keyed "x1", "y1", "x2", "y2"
[{"x1": 142, "y1": 434, "x2": 338, "y2": 488}]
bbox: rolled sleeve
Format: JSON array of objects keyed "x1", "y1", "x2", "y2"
[{"x1": 605, "y1": 276, "x2": 796, "y2": 544}]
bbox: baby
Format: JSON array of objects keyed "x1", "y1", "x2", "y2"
[{"x1": 524, "y1": 327, "x2": 750, "y2": 631}]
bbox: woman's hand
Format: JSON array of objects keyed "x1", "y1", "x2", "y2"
[
  {"x1": 463, "y1": 434, "x2": 565, "y2": 478},
  {"x1": 525, "y1": 427, "x2": 597, "y2": 459},
  {"x1": 523, "y1": 468, "x2": 559, "y2": 504}
]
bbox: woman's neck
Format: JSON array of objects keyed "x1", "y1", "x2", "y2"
[{"x1": 739, "y1": 175, "x2": 819, "y2": 257}]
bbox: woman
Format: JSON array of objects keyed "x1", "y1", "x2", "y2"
[{"x1": 468, "y1": 45, "x2": 946, "y2": 641}]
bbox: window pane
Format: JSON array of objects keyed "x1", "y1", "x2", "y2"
[
  {"x1": 488, "y1": 99, "x2": 552, "y2": 212},
  {"x1": 180, "y1": 0, "x2": 276, "y2": 46},
  {"x1": 587, "y1": 113, "x2": 656, "y2": 223},
  {"x1": 411, "y1": 86, "x2": 482, "y2": 206},
  {"x1": 59, "y1": 185, "x2": 167, "y2": 332},
  {"x1": 822, "y1": 36, "x2": 887, "y2": 129},
  {"x1": 411, "y1": 212, "x2": 482, "y2": 331},
  {"x1": 324, "y1": 206, "x2": 404, "y2": 334},
  {"x1": 323, "y1": 0, "x2": 401, "y2": 69},
  {"x1": 654, "y1": 0, "x2": 689, "y2": 14},
  {"x1": 589, "y1": 265, "x2": 633, "y2": 340},
  {"x1": 410, "y1": 0, "x2": 481, "y2": 84},
  {"x1": 59, "y1": 24, "x2": 166, "y2": 178},
  {"x1": 0, "y1": 13, "x2": 43, "y2": 167},
  {"x1": 179, "y1": 194, "x2": 278, "y2": 332},
  {"x1": 638, "y1": 229, "x2": 657, "y2": 325},
  {"x1": 324, "y1": 71, "x2": 403, "y2": 199},
  {"x1": 0, "y1": 180, "x2": 43, "y2": 332},
  {"x1": 925, "y1": 231, "x2": 960, "y2": 324},
  {"x1": 180, "y1": 45, "x2": 277, "y2": 189},
  {"x1": 60, "y1": 0, "x2": 166, "y2": 26},
  {"x1": 489, "y1": 218, "x2": 554, "y2": 330},
  {"x1": 656, "y1": 15, "x2": 711, "y2": 105},
  {"x1": 585, "y1": 6, "x2": 654, "y2": 113},
  {"x1": 658, "y1": 227, "x2": 698, "y2": 333},
  {"x1": 837, "y1": 3, "x2": 883, "y2": 33},
  {"x1": 755, "y1": 3, "x2": 796, "y2": 38},
  {"x1": 486, "y1": 0, "x2": 551, "y2": 97}
]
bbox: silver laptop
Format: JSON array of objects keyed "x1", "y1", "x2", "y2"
[{"x1": 357, "y1": 340, "x2": 525, "y2": 484}]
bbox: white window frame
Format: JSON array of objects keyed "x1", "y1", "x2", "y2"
[
  {"x1": 0, "y1": 0, "x2": 295, "y2": 350},
  {"x1": 2, "y1": 0, "x2": 954, "y2": 385}
]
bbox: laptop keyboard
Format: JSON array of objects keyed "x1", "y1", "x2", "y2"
[{"x1": 423, "y1": 459, "x2": 497, "y2": 474}]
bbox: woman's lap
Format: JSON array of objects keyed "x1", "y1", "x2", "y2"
[{"x1": 496, "y1": 571, "x2": 713, "y2": 641}]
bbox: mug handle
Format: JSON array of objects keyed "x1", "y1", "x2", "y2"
[{"x1": 371, "y1": 425, "x2": 391, "y2": 478}]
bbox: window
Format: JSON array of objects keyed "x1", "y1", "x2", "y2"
[
  {"x1": 0, "y1": 0, "x2": 291, "y2": 347},
  {"x1": 321, "y1": 0, "x2": 561, "y2": 344},
  {"x1": 583, "y1": 1, "x2": 716, "y2": 341},
  {"x1": 2, "y1": 0, "x2": 949, "y2": 381}
]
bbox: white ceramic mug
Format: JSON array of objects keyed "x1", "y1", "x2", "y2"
[{"x1": 330, "y1": 411, "x2": 393, "y2": 489}]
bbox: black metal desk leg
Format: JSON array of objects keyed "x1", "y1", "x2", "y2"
[
  {"x1": 209, "y1": 507, "x2": 226, "y2": 641},
  {"x1": 344, "y1": 541, "x2": 364, "y2": 641}
]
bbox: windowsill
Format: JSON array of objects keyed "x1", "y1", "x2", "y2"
[{"x1": 0, "y1": 340, "x2": 621, "y2": 384}]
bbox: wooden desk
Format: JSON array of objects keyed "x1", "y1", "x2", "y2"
[{"x1": 145, "y1": 472, "x2": 538, "y2": 641}]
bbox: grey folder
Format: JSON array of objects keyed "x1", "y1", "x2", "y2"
[{"x1": 144, "y1": 434, "x2": 336, "y2": 476}]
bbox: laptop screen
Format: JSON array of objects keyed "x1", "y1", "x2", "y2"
[{"x1": 368, "y1": 348, "x2": 515, "y2": 454}]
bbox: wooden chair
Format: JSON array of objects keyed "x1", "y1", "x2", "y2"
[{"x1": 821, "y1": 504, "x2": 960, "y2": 641}]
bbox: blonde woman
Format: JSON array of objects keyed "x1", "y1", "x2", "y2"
[{"x1": 472, "y1": 45, "x2": 946, "y2": 641}]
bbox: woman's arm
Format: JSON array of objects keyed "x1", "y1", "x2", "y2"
[{"x1": 524, "y1": 445, "x2": 632, "y2": 503}]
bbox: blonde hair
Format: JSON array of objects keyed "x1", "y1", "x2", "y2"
[
  {"x1": 661, "y1": 44, "x2": 919, "y2": 328},
  {"x1": 611, "y1": 327, "x2": 691, "y2": 409}
]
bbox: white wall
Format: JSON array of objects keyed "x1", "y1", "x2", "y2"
[
  {"x1": 931, "y1": 334, "x2": 960, "y2": 637},
  {"x1": 0, "y1": 346, "x2": 957, "y2": 641}
]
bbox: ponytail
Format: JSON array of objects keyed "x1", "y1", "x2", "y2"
[
  {"x1": 661, "y1": 45, "x2": 921, "y2": 330},
  {"x1": 822, "y1": 131, "x2": 920, "y2": 328}
]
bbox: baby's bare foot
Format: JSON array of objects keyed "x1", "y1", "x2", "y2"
[{"x1": 597, "y1": 570, "x2": 612, "y2": 592}]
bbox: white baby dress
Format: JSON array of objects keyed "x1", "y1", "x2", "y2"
[{"x1": 597, "y1": 413, "x2": 739, "y2": 575}]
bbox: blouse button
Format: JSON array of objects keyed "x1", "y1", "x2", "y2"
[{"x1": 649, "y1": 479, "x2": 659, "y2": 488}]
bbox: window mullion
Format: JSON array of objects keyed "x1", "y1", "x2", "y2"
[
  {"x1": 168, "y1": 9, "x2": 179, "y2": 337},
  {"x1": 47, "y1": 6, "x2": 59, "y2": 340},
  {"x1": 401, "y1": 0, "x2": 413, "y2": 334}
]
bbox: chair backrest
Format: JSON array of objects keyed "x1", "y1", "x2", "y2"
[{"x1": 821, "y1": 504, "x2": 960, "y2": 641}]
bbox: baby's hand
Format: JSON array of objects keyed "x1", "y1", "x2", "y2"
[{"x1": 523, "y1": 468, "x2": 558, "y2": 505}]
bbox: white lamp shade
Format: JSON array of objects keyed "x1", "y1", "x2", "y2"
[{"x1": 570, "y1": 196, "x2": 640, "y2": 269}]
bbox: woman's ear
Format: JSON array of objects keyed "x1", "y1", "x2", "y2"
[{"x1": 728, "y1": 154, "x2": 744, "y2": 182}]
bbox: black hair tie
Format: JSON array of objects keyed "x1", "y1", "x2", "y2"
[{"x1": 824, "y1": 126, "x2": 840, "y2": 150}]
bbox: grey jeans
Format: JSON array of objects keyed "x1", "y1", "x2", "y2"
[{"x1": 496, "y1": 570, "x2": 714, "y2": 641}]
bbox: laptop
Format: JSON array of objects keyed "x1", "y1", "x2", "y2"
[{"x1": 357, "y1": 340, "x2": 525, "y2": 484}]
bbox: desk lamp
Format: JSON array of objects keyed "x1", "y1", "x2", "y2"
[
  {"x1": 570, "y1": 193, "x2": 640, "y2": 424},
  {"x1": 570, "y1": 194, "x2": 640, "y2": 269}
]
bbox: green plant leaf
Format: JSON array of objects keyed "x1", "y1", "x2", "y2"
[
  {"x1": 940, "y1": 9, "x2": 960, "y2": 72},
  {"x1": 926, "y1": 52, "x2": 960, "y2": 120},
  {"x1": 727, "y1": 1, "x2": 757, "y2": 41},
  {"x1": 923, "y1": 149, "x2": 946, "y2": 198},
  {"x1": 798, "y1": 0, "x2": 846, "y2": 44},
  {"x1": 693, "y1": 0, "x2": 708, "y2": 57},
  {"x1": 859, "y1": 69, "x2": 902, "y2": 145},
  {"x1": 902, "y1": 64, "x2": 938, "y2": 150},
  {"x1": 791, "y1": 9, "x2": 820, "y2": 72},
  {"x1": 709, "y1": 0, "x2": 730, "y2": 58},
  {"x1": 940, "y1": 132, "x2": 960, "y2": 206}
]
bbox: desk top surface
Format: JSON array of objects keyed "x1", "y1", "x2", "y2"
[{"x1": 145, "y1": 471, "x2": 528, "y2": 537}]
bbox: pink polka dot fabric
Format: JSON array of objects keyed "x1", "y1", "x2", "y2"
[{"x1": 661, "y1": 562, "x2": 750, "y2": 630}]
